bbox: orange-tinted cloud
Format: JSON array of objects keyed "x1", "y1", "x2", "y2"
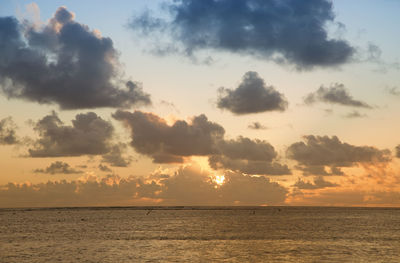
[{"x1": 0, "y1": 164, "x2": 288, "y2": 207}]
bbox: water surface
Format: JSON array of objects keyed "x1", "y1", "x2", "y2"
[{"x1": 1, "y1": 206, "x2": 400, "y2": 262}]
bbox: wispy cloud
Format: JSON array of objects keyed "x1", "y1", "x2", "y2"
[
  {"x1": 304, "y1": 83, "x2": 372, "y2": 108},
  {"x1": 34, "y1": 161, "x2": 83, "y2": 175}
]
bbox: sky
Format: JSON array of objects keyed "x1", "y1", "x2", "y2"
[{"x1": 1, "y1": 0, "x2": 400, "y2": 207}]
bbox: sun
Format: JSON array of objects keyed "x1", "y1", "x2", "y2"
[{"x1": 214, "y1": 175, "x2": 225, "y2": 186}]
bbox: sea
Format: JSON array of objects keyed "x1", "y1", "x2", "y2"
[{"x1": 1, "y1": 206, "x2": 400, "y2": 262}]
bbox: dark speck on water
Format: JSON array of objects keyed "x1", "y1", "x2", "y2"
[{"x1": 1, "y1": 206, "x2": 400, "y2": 262}]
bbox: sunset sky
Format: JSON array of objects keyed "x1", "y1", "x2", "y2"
[{"x1": 1, "y1": 0, "x2": 400, "y2": 207}]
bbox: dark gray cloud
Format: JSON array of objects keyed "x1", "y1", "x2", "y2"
[
  {"x1": 131, "y1": 0, "x2": 354, "y2": 68},
  {"x1": 218, "y1": 136, "x2": 277, "y2": 161},
  {"x1": 113, "y1": 110, "x2": 225, "y2": 163},
  {"x1": 29, "y1": 112, "x2": 114, "y2": 157},
  {"x1": 34, "y1": 161, "x2": 83, "y2": 175},
  {"x1": 0, "y1": 164, "x2": 288, "y2": 207},
  {"x1": 0, "y1": 7, "x2": 151, "y2": 109},
  {"x1": 217, "y1": 72, "x2": 288, "y2": 115},
  {"x1": 209, "y1": 136, "x2": 291, "y2": 175},
  {"x1": 294, "y1": 176, "x2": 338, "y2": 190},
  {"x1": 304, "y1": 83, "x2": 372, "y2": 108},
  {"x1": 101, "y1": 143, "x2": 132, "y2": 167},
  {"x1": 209, "y1": 155, "x2": 290, "y2": 176},
  {"x1": 114, "y1": 110, "x2": 289, "y2": 174},
  {"x1": 0, "y1": 117, "x2": 18, "y2": 145},
  {"x1": 248, "y1": 122, "x2": 267, "y2": 130},
  {"x1": 287, "y1": 135, "x2": 391, "y2": 168}
]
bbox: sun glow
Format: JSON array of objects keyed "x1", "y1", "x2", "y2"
[{"x1": 214, "y1": 175, "x2": 225, "y2": 186}]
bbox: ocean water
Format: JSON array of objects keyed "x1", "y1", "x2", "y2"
[{"x1": 1, "y1": 207, "x2": 400, "y2": 262}]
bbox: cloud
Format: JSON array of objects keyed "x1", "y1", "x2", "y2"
[
  {"x1": 386, "y1": 87, "x2": 400, "y2": 97},
  {"x1": 0, "y1": 174, "x2": 160, "y2": 207},
  {"x1": 218, "y1": 171, "x2": 287, "y2": 205},
  {"x1": 34, "y1": 161, "x2": 83, "y2": 175},
  {"x1": 98, "y1": 164, "x2": 112, "y2": 172},
  {"x1": 130, "y1": 0, "x2": 354, "y2": 68},
  {"x1": 209, "y1": 155, "x2": 290, "y2": 176},
  {"x1": 343, "y1": 110, "x2": 367, "y2": 119},
  {"x1": 156, "y1": 165, "x2": 218, "y2": 205},
  {"x1": 0, "y1": 7, "x2": 151, "y2": 109},
  {"x1": 287, "y1": 135, "x2": 391, "y2": 168},
  {"x1": 294, "y1": 176, "x2": 338, "y2": 190},
  {"x1": 396, "y1": 145, "x2": 400, "y2": 158},
  {"x1": 113, "y1": 110, "x2": 225, "y2": 163},
  {"x1": 218, "y1": 136, "x2": 277, "y2": 161},
  {"x1": 304, "y1": 83, "x2": 372, "y2": 108},
  {"x1": 113, "y1": 111, "x2": 289, "y2": 174},
  {"x1": 364, "y1": 43, "x2": 382, "y2": 63},
  {"x1": 101, "y1": 143, "x2": 132, "y2": 167},
  {"x1": 248, "y1": 122, "x2": 267, "y2": 130},
  {"x1": 0, "y1": 117, "x2": 18, "y2": 145},
  {"x1": 0, "y1": 163, "x2": 288, "y2": 207},
  {"x1": 297, "y1": 165, "x2": 330, "y2": 176},
  {"x1": 297, "y1": 165, "x2": 344, "y2": 176},
  {"x1": 29, "y1": 111, "x2": 114, "y2": 157},
  {"x1": 360, "y1": 43, "x2": 400, "y2": 72},
  {"x1": 208, "y1": 136, "x2": 290, "y2": 175},
  {"x1": 217, "y1": 72, "x2": 288, "y2": 115},
  {"x1": 145, "y1": 164, "x2": 288, "y2": 205}
]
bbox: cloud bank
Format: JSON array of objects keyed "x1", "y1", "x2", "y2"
[{"x1": 0, "y1": 164, "x2": 288, "y2": 207}]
